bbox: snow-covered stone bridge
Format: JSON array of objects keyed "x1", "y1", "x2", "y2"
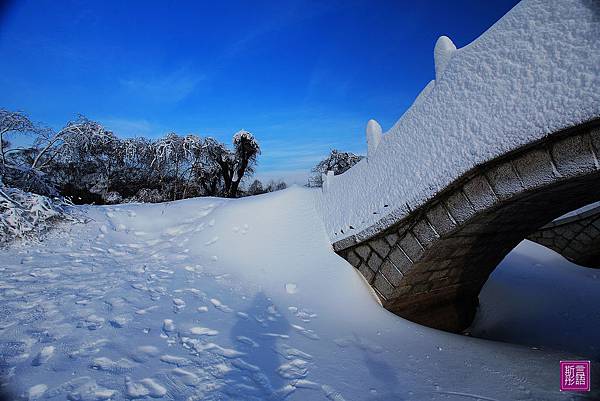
[{"x1": 316, "y1": 0, "x2": 600, "y2": 332}]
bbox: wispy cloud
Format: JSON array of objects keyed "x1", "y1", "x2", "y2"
[
  {"x1": 120, "y1": 69, "x2": 204, "y2": 103},
  {"x1": 221, "y1": 1, "x2": 338, "y2": 60}
]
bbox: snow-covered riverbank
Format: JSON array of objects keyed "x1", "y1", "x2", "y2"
[{"x1": 1, "y1": 187, "x2": 597, "y2": 400}]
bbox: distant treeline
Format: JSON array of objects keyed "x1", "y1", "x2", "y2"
[{"x1": 0, "y1": 109, "x2": 286, "y2": 204}]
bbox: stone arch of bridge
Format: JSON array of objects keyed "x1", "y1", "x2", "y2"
[{"x1": 337, "y1": 121, "x2": 600, "y2": 332}]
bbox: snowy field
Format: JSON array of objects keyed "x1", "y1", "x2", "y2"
[{"x1": 1, "y1": 187, "x2": 598, "y2": 400}]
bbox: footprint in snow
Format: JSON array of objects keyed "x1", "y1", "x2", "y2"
[
  {"x1": 130, "y1": 345, "x2": 161, "y2": 363},
  {"x1": 205, "y1": 236, "x2": 219, "y2": 246},
  {"x1": 291, "y1": 324, "x2": 320, "y2": 340},
  {"x1": 32, "y1": 346, "x2": 54, "y2": 366},
  {"x1": 109, "y1": 316, "x2": 129, "y2": 328},
  {"x1": 261, "y1": 333, "x2": 289, "y2": 339},
  {"x1": 90, "y1": 356, "x2": 136, "y2": 374},
  {"x1": 322, "y1": 384, "x2": 347, "y2": 401},
  {"x1": 160, "y1": 354, "x2": 191, "y2": 367},
  {"x1": 273, "y1": 343, "x2": 313, "y2": 361},
  {"x1": 163, "y1": 319, "x2": 176, "y2": 332},
  {"x1": 285, "y1": 283, "x2": 298, "y2": 294},
  {"x1": 125, "y1": 377, "x2": 167, "y2": 399},
  {"x1": 69, "y1": 379, "x2": 117, "y2": 400},
  {"x1": 288, "y1": 306, "x2": 317, "y2": 322},
  {"x1": 236, "y1": 336, "x2": 259, "y2": 348},
  {"x1": 210, "y1": 298, "x2": 233, "y2": 313},
  {"x1": 189, "y1": 326, "x2": 219, "y2": 336},
  {"x1": 171, "y1": 367, "x2": 201, "y2": 386},
  {"x1": 27, "y1": 384, "x2": 48, "y2": 400},
  {"x1": 277, "y1": 358, "x2": 310, "y2": 379},
  {"x1": 81, "y1": 315, "x2": 105, "y2": 330}
]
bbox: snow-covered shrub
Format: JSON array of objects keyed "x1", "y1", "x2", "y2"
[
  {"x1": 0, "y1": 180, "x2": 79, "y2": 244},
  {"x1": 1, "y1": 163, "x2": 59, "y2": 197},
  {"x1": 244, "y1": 179, "x2": 287, "y2": 196},
  {"x1": 308, "y1": 150, "x2": 364, "y2": 187},
  {"x1": 247, "y1": 179, "x2": 265, "y2": 195},
  {"x1": 103, "y1": 191, "x2": 123, "y2": 204},
  {"x1": 129, "y1": 188, "x2": 165, "y2": 203}
]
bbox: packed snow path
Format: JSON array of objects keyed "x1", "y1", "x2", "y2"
[
  {"x1": 316, "y1": 0, "x2": 600, "y2": 332},
  {"x1": 1, "y1": 188, "x2": 598, "y2": 400}
]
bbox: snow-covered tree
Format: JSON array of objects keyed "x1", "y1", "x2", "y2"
[
  {"x1": 0, "y1": 109, "x2": 264, "y2": 204},
  {"x1": 0, "y1": 177, "x2": 80, "y2": 243},
  {"x1": 247, "y1": 179, "x2": 265, "y2": 195},
  {"x1": 230, "y1": 130, "x2": 260, "y2": 197},
  {"x1": 0, "y1": 109, "x2": 36, "y2": 167},
  {"x1": 35, "y1": 116, "x2": 120, "y2": 203},
  {"x1": 244, "y1": 179, "x2": 287, "y2": 196},
  {"x1": 265, "y1": 179, "x2": 287, "y2": 192},
  {"x1": 204, "y1": 130, "x2": 260, "y2": 198},
  {"x1": 308, "y1": 149, "x2": 364, "y2": 187}
]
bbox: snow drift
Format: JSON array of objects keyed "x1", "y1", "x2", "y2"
[{"x1": 1, "y1": 187, "x2": 596, "y2": 400}]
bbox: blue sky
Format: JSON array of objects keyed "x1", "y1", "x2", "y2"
[{"x1": 0, "y1": 0, "x2": 519, "y2": 184}]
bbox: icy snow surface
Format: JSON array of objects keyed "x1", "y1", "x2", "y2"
[
  {"x1": 472, "y1": 240, "x2": 600, "y2": 361},
  {"x1": 316, "y1": 0, "x2": 600, "y2": 242},
  {"x1": 1, "y1": 187, "x2": 597, "y2": 400}
]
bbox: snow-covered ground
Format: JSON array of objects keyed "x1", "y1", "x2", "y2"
[
  {"x1": 1, "y1": 187, "x2": 597, "y2": 400},
  {"x1": 472, "y1": 240, "x2": 600, "y2": 361}
]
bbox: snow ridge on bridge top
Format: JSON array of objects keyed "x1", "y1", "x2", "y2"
[{"x1": 316, "y1": 0, "x2": 600, "y2": 244}]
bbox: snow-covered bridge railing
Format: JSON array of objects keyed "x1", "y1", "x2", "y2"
[
  {"x1": 316, "y1": 0, "x2": 600, "y2": 332},
  {"x1": 333, "y1": 122, "x2": 600, "y2": 332}
]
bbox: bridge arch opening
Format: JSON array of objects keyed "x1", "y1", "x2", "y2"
[{"x1": 337, "y1": 122, "x2": 600, "y2": 332}]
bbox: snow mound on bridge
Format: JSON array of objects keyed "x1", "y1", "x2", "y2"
[{"x1": 317, "y1": 0, "x2": 600, "y2": 242}]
